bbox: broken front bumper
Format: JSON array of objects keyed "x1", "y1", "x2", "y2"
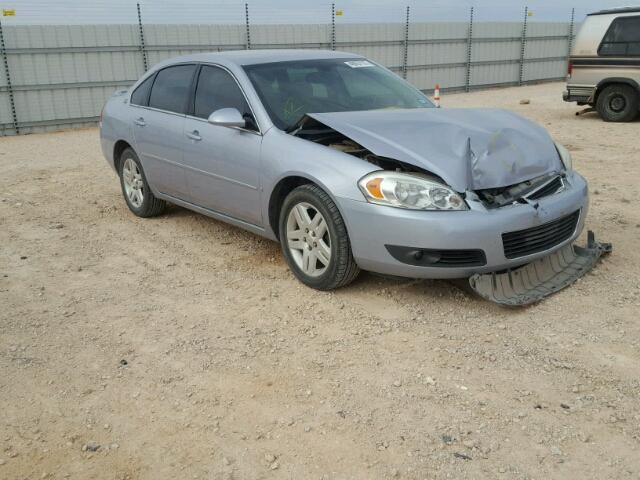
[
  {"x1": 469, "y1": 231, "x2": 611, "y2": 306},
  {"x1": 337, "y1": 171, "x2": 589, "y2": 280}
]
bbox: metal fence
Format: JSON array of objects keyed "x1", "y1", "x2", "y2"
[{"x1": 0, "y1": 3, "x2": 578, "y2": 136}]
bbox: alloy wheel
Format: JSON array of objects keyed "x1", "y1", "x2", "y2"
[
  {"x1": 286, "y1": 202, "x2": 331, "y2": 277},
  {"x1": 122, "y1": 158, "x2": 144, "y2": 208}
]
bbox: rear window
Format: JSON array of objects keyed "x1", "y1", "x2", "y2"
[
  {"x1": 130, "y1": 74, "x2": 154, "y2": 106},
  {"x1": 598, "y1": 16, "x2": 640, "y2": 56},
  {"x1": 148, "y1": 64, "x2": 197, "y2": 114}
]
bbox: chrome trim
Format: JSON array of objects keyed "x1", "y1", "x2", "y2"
[
  {"x1": 131, "y1": 104, "x2": 186, "y2": 119},
  {"x1": 184, "y1": 114, "x2": 262, "y2": 136}
]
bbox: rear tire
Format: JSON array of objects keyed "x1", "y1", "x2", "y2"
[
  {"x1": 118, "y1": 147, "x2": 166, "y2": 217},
  {"x1": 596, "y1": 84, "x2": 639, "y2": 122},
  {"x1": 279, "y1": 184, "x2": 360, "y2": 290}
]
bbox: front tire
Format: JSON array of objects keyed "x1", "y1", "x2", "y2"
[
  {"x1": 596, "y1": 84, "x2": 639, "y2": 122},
  {"x1": 279, "y1": 184, "x2": 360, "y2": 290},
  {"x1": 118, "y1": 147, "x2": 166, "y2": 217}
]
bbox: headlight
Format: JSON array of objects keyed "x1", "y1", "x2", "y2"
[
  {"x1": 555, "y1": 142, "x2": 572, "y2": 171},
  {"x1": 358, "y1": 171, "x2": 468, "y2": 210}
]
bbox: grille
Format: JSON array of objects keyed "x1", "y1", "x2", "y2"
[
  {"x1": 385, "y1": 245, "x2": 486, "y2": 267},
  {"x1": 502, "y1": 210, "x2": 580, "y2": 259},
  {"x1": 527, "y1": 176, "x2": 564, "y2": 200}
]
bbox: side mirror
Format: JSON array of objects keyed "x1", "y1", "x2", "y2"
[{"x1": 207, "y1": 108, "x2": 246, "y2": 128}]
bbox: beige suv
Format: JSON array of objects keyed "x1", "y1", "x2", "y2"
[{"x1": 564, "y1": 6, "x2": 640, "y2": 122}]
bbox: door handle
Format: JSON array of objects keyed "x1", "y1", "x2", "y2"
[
  {"x1": 134, "y1": 117, "x2": 146, "y2": 127},
  {"x1": 186, "y1": 130, "x2": 202, "y2": 141}
]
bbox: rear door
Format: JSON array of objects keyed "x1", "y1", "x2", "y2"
[
  {"x1": 131, "y1": 64, "x2": 197, "y2": 200},
  {"x1": 182, "y1": 64, "x2": 263, "y2": 226}
]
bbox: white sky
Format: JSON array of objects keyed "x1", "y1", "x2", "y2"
[{"x1": 0, "y1": 0, "x2": 633, "y2": 24}]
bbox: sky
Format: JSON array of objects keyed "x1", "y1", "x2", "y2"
[{"x1": 0, "y1": 0, "x2": 634, "y2": 24}]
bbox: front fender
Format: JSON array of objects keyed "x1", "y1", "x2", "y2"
[{"x1": 260, "y1": 128, "x2": 376, "y2": 238}]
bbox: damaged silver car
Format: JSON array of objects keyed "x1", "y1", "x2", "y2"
[{"x1": 100, "y1": 50, "x2": 611, "y2": 305}]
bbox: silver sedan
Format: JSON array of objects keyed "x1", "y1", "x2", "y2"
[{"x1": 100, "y1": 50, "x2": 610, "y2": 305}]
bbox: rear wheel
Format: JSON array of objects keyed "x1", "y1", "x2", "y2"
[
  {"x1": 279, "y1": 184, "x2": 359, "y2": 290},
  {"x1": 118, "y1": 148, "x2": 166, "y2": 217},
  {"x1": 596, "y1": 84, "x2": 639, "y2": 122}
]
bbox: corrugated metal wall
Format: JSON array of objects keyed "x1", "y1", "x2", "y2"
[{"x1": 0, "y1": 20, "x2": 573, "y2": 136}]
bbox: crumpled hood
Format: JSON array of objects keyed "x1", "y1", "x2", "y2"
[{"x1": 308, "y1": 108, "x2": 563, "y2": 192}]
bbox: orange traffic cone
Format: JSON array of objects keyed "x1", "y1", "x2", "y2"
[{"x1": 433, "y1": 84, "x2": 441, "y2": 108}]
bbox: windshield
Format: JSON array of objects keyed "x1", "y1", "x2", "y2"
[{"x1": 243, "y1": 58, "x2": 434, "y2": 131}]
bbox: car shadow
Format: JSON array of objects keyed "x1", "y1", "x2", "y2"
[{"x1": 157, "y1": 204, "x2": 527, "y2": 310}]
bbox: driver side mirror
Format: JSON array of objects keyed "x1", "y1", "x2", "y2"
[{"x1": 207, "y1": 108, "x2": 246, "y2": 129}]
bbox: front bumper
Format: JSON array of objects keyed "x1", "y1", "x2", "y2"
[{"x1": 337, "y1": 171, "x2": 589, "y2": 279}]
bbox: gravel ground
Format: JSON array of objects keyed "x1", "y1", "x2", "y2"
[{"x1": 1, "y1": 82, "x2": 639, "y2": 480}]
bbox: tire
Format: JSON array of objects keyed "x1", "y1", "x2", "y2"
[
  {"x1": 118, "y1": 147, "x2": 166, "y2": 217},
  {"x1": 596, "y1": 84, "x2": 639, "y2": 122},
  {"x1": 279, "y1": 184, "x2": 360, "y2": 290}
]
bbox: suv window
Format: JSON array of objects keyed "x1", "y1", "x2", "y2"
[
  {"x1": 148, "y1": 64, "x2": 197, "y2": 113},
  {"x1": 193, "y1": 65, "x2": 252, "y2": 122},
  {"x1": 131, "y1": 74, "x2": 154, "y2": 106},
  {"x1": 599, "y1": 16, "x2": 640, "y2": 56}
]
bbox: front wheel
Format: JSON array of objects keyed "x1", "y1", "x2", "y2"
[{"x1": 279, "y1": 184, "x2": 360, "y2": 290}]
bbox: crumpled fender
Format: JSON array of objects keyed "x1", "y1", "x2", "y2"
[{"x1": 468, "y1": 231, "x2": 612, "y2": 306}]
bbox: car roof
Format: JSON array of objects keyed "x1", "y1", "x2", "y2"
[
  {"x1": 587, "y1": 6, "x2": 640, "y2": 16},
  {"x1": 156, "y1": 49, "x2": 363, "y2": 67}
]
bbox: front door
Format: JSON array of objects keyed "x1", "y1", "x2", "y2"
[{"x1": 182, "y1": 65, "x2": 263, "y2": 226}]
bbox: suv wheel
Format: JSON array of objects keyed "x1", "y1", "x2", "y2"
[
  {"x1": 119, "y1": 147, "x2": 166, "y2": 217},
  {"x1": 279, "y1": 184, "x2": 360, "y2": 290},
  {"x1": 596, "y1": 84, "x2": 639, "y2": 122}
]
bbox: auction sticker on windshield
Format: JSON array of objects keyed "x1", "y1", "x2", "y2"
[{"x1": 344, "y1": 60, "x2": 374, "y2": 68}]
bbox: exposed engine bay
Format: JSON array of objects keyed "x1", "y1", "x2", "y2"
[
  {"x1": 291, "y1": 116, "x2": 427, "y2": 174},
  {"x1": 474, "y1": 172, "x2": 566, "y2": 209}
]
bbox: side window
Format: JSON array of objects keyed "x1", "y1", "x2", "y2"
[
  {"x1": 130, "y1": 74, "x2": 154, "y2": 106},
  {"x1": 599, "y1": 16, "x2": 640, "y2": 56},
  {"x1": 194, "y1": 66, "x2": 251, "y2": 120},
  {"x1": 148, "y1": 64, "x2": 197, "y2": 114}
]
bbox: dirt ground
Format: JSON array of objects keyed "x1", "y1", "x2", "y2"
[{"x1": 1, "y1": 81, "x2": 639, "y2": 480}]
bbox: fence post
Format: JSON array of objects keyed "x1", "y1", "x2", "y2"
[
  {"x1": 402, "y1": 6, "x2": 410, "y2": 79},
  {"x1": 0, "y1": 19, "x2": 18, "y2": 135},
  {"x1": 465, "y1": 6, "x2": 474, "y2": 92},
  {"x1": 244, "y1": 3, "x2": 251, "y2": 50},
  {"x1": 518, "y1": 6, "x2": 528, "y2": 86},
  {"x1": 567, "y1": 7, "x2": 575, "y2": 60},
  {"x1": 136, "y1": 3, "x2": 148, "y2": 71},
  {"x1": 331, "y1": 4, "x2": 336, "y2": 51}
]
